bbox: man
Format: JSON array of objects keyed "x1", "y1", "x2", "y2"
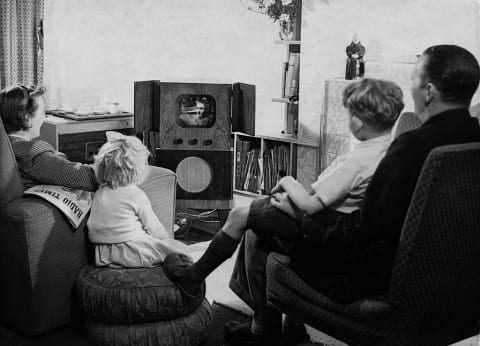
[{"x1": 224, "y1": 44, "x2": 480, "y2": 345}]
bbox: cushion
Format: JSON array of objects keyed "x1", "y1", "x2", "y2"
[
  {"x1": 76, "y1": 265, "x2": 205, "y2": 324},
  {"x1": 85, "y1": 299, "x2": 212, "y2": 346}
]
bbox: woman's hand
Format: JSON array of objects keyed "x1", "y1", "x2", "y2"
[{"x1": 270, "y1": 192, "x2": 296, "y2": 218}]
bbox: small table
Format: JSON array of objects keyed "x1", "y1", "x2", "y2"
[{"x1": 39, "y1": 114, "x2": 134, "y2": 163}]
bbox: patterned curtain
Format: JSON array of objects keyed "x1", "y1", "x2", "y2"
[{"x1": 0, "y1": 0, "x2": 44, "y2": 89}]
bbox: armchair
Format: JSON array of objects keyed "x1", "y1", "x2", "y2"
[
  {"x1": 266, "y1": 143, "x2": 480, "y2": 345},
  {"x1": 0, "y1": 116, "x2": 177, "y2": 336}
]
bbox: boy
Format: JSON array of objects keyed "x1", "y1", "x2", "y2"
[{"x1": 164, "y1": 78, "x2": 404, "y2": 305}]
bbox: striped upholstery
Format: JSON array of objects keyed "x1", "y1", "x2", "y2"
[
  {"x1": 0, "y1": 116, "x2": 23, "y2": 207},
  {"x1": 0, "y1": 116, "x2": 177, "y2": 335},
  {"x1": 267, "y1": 143, "x2": 480, "y2": 346}
]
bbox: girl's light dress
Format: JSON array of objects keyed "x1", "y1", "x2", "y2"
[{"x1": 87, "y1": 184, "x2": 189, "y2": 268}]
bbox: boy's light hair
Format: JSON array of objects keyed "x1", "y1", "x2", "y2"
[
  {"x1": 342, "y1": 78, "x2": 404, "y2": 131},
  {"x1": 94, "y1": 132, "x2": 150, "y2": 188}
]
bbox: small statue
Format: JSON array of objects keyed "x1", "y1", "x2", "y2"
[{"x1": 345, "y1": 34, "x2": 366, "y2": 80}]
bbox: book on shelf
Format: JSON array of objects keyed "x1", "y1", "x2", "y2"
[
  {"x1": 286, "y1": 102, "x2": 299, "y2": 135},
  {"x1": 261, "y1": 144, "x2": 291, "y2": 194},
  {"x1": 262, "y1": 149, "x2": 274, "y2": 194},
  {"x1": 258, "y1": 157, "x2": 264, "y2": 192},
  {"x1": 235, "y1": 139, "x2": 252, "y2": 190},
  {"x1": 290, "y1": 53, "x2": 300, "y2": 96},
  {"x1": 281, "y1": 61, "x2": 288, "y2": 98},
  {"x1": 284, "y1": 52, "x2": 300, "y2": 98},
  {"x1": 243, "y1": 148, "x2": 261, "y2": 193}
]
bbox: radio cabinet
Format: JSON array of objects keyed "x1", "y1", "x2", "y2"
[{"x1": 39, "y1": 115, "x2": 134, "y2": 164}]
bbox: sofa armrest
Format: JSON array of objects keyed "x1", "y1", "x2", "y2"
[
  {"x1": 0, "y1": 197, "x2": 89, "y2": 335},
  {"x1": 139, "y1": 166, "x2": 177, "y2": 238}
]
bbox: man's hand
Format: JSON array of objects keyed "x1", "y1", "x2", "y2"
[{"x1": 270, "y1": 192, "x2": 297, "y2": 218}]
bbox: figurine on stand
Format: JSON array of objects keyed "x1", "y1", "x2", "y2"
[{"x1": 345, "y1": 34, "x2": 366, "y2": 80}]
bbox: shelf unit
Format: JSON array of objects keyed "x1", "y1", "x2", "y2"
[
  {"x1": 232, "y1": 131, "x2": 318, "y2": 199},
  {"x1": 231, "y1": 4, "x2": 321, "y2": 206}
]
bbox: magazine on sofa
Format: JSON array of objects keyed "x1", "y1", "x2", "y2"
[{"x1": 24, "y1": 185, "x2": 94, "y2": 229}]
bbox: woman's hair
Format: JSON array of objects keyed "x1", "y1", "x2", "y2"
[
  {"x1": 422, "y1": 45, "x2": 480, "y2": 105},
  {"x1": 94, "y1": 133, "x2": 150, "y2": 188},
  {"x1": 0, "y1": 85, "x2": 46, "y2": 133},
  {"x1": 342, "y1": 78, "x2": 404, "y2": 131}
]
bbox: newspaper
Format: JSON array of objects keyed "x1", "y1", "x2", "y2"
[{"x1": 24, "y1": 185, "x2": 94, "y2": 229}]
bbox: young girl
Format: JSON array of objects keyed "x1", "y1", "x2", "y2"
[{"x1": 87, "y1": 131, "x2": 188, "y2": 268}]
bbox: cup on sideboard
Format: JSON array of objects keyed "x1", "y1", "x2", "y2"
[
  {"x1": 107, "y1": 102, "x2": 120, "y2": 114},
  {"x1": 62, "y1": 104, "x2": 77, "y2": 113}
]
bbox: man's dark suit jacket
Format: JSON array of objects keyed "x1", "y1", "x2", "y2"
[{"x1": 292, "y1": 108, "x2": 480, "y2": 302}]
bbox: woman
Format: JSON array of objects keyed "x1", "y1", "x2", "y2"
[{"x1": 0, "y1": 85, "x2": 97, "y2": 191}]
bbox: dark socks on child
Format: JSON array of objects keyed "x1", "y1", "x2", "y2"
[{"x1": 164, "y1": 231, "x2": 239, "y2": 296}]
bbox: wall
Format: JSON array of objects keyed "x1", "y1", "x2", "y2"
[
  {"x1": 299, "y1": 0, "x2": 480, "y2": 141},
  {"x1": 44, "y1": 0, "x2": 480, "y2": 141},
  {"x1": 44, "y1": 0, "x2": 287, "y2": 134}
]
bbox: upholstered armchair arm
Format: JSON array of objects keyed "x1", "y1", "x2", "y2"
[
  {"x1": 139, "y1": 166, "x2": 177, "y2": 238},
  {"x1": 0, "y1": 197, "x2": 90, "y2": 335}
]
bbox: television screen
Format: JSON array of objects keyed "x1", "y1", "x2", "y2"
[{"x1": 176, "y1": 94, "x2": 216, "y2": 128}]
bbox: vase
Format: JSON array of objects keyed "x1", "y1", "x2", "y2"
[{"x1": 279, "y1": 18, "x2": 295, "y2": 40}]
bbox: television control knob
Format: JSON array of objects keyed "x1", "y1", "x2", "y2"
[
  {"x1": 188, "y1": 139, "x2": 198, "y2": 145},
  {"x1": 173, "y1": 138, "x2": 183, "y2": 145},
  {"x1": 203, "y1": 139, "x2": 213, "y2": 146}
]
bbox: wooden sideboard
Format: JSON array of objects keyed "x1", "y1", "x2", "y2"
[{"x1": 39, "y1": 115, "x2": 134, "y2": 163}]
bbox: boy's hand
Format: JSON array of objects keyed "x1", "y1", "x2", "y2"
[
  {"x1": 271, "y1": 182, "x2": 283, "y2": 194},
  {"x1": 270, "y1": 192, "x2": 296, "y2": 218},
  {"x1": 271, "y1": 176, "x2": 296, "y2": 194}
]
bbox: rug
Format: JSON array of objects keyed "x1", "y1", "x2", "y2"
[{"x1": 186, "y1": 242, "x2": 348, "y2": 346}]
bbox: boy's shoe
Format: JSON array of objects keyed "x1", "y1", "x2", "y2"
[{"x1": 223, "y1": 320, "x2": 280, "y2": 346}]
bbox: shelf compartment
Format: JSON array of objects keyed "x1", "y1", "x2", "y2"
[
  {"x1": 272, "y1": 97, "x2": 299, "y2": 105},
  {"x1": 232, "y1": 189, "x2": 266, "y2": 197},
  {"x1": 233, "y1": 131, "x2": 318, "y2": 147},
  {"x1": 274, "y1": 40, "x2": 301, "y2": 45}
]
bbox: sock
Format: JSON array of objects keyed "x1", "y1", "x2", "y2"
[
  {"x1": 183, "y1": 231, "x2": 239, "y2": 287},
  {"x1": 251, "y1": 316, "x2": 264, "y2": 335}
]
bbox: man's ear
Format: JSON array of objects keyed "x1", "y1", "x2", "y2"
[{"x1": 425, "y1": 82, "x2": 437, "y2": 106}]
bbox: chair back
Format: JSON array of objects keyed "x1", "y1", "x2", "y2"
[
  {"x1": 389, "y1": 143, "x2": 480, "y2": 345},
  {"x1": 393, "y1": 112, "x2": 422, "y2": 138},
  {"x1": 0, "y1": 116, "x2": 23, "y2": 208}
]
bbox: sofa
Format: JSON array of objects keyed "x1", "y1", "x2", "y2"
[{"x1": 0, "y1": 116, "x2": 177, "y2": 336}]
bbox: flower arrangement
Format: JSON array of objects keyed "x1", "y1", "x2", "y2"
[{"x1": 260, "y1": 0, "x2": 300, "y2": 22}]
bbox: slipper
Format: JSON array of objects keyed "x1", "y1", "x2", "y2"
[{"x1": 163, "y1": 253, "x2": 205, "y2": 299}]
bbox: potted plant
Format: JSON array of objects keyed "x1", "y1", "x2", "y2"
[{"x1": 263, "y1": 0, "x2": 300, "y2": 40}]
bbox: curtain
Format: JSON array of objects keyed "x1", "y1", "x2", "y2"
[{"x1": 0, "y1": 0, "x2": 44, "y2": 89}]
